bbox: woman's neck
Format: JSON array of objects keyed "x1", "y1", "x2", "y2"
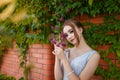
[{"x1": 74, "y1": 36, "x2": 91, "y2": 50}]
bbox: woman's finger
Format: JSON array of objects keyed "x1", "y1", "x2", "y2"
[{"x1": 52, "y1": 50, "x2": 56, "y2": 54}]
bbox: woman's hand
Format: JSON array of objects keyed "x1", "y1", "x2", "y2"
[{"x1": 52, "y1": 44, "x2": 66, "y2": 60}]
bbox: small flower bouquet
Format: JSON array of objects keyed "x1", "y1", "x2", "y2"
[{"x1": 50, "y1": 26, "x2": 67, "y2": 49}]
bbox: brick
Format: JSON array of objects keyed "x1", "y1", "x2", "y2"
[
  {"x1": 7, "y1": 51, "x2": 19, "y2": 55},
  {"x1": 29, "y1": 44, "x2": 43, "y2": 49},
  {"x1": 30, "y1": 72, "x2": 42, "y2": 79},
  {"x1": 28, "y1": 48, "x2": 38, "y2": 53},
  {"x1": 107, "y1": 53, "x2": 116, "y2": 59},
  {"x1": 91, "y1": 75, "x2": 103, "y2": 80},
  {"x1": 30, "y1": 57, "x2": 38, "y2": 62},
  {"x1": 75, "y1": 15, "x2": 90, "y2": 23},
  {"x1": 4, "y1": 53, "x2": 18, "y2": 58},
  {"x1": 40, "y1": 69, "x2": 54, "y2": 76},
  {"x1": 37, "y1": 49, "x2": 45, "y2": 54},
  {"x1": 43, "y1": 75, "x2": 54, "y2": 80},
  {"x1": 29, "y1": 77, "x2": 38, "y2": 80},
  {"x1": 3, "y1": 57, "x2": 18, "y2": 63},
  {"x1": 38, "y1": 59, "x2": 55, "y2": 65},
  {"x1": 106, "y1": 31, "x2": 115, "y2": 35},
  {"x1": 7, "y1": 47, "x2": 19, "y2": 52},
  {"x1": 116, "y1": 60, "x2": 120, "y2": 68},
  {"x1": 96, "y1": 45, "x2": 111, "y2": 51},
  {"x1": 84, "y1": 25, "x2": 91, "y2": 29},
  {"x1": 111, "y1": 59, "x2": 116, "y2": 65},
  {"x1": 31, "y1": 68, "x2": 42, "y2": 73},
  {"x1": 34, "y1": 63, "x2": 43, "y2": 69},
  {"x1": 117, "y1": 15, "x2": 120, "y2": 20},
  {"x1": 43, "y1": 53, "x2": 55, "y2": 59},
  {"x1": 79, "y1": 14, "x2": 89, "y2": 21},
  {"x1": 31, "y1": 53, "x2": 43, "y2": 58},
  {"x1": 90, "y1": 17, "x2": 103, "y2": 24},
  {"x1": 43, "y1": 64, "x2": 54, "y2": 70},
  {"x1": 100, "y1": 65, "x2": 109, "y2": 70},
  {"x1": 41, "y1": 48, "x2": 53, "y2": 54},
  {"x1": 43, "y1": 44, "x2": 54, "y2": 49},
  {"x1": 2, "y1": 60, "x2": 14, "y2": 66},
  {"x1": 99, "y1": 59, "x2": 109, "y2": 66},
  {"x1": 1, "y1": 65, "x2": 8, "y2": 70}
]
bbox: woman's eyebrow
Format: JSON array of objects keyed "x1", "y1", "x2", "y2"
[
  {"x1": 68, "y1": 28, "x2": 73, "y2": 32},
  {"x1": 63, "y1": 28, "x2": 73, "y2": 34}
]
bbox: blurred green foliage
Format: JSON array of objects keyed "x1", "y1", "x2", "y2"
[{"x1": 0, "y1": 0, "x2": 120, "y2": 79}]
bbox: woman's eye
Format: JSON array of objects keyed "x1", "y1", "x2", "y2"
[{"x1": 70, "y1": 30, "x2": 74, "y2": 33}]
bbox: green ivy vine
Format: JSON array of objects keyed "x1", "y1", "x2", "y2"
[
  {"x1": 83, "y1": 15, "x2": 120, "y2": 79},
  {"x1": 0, "y1": 0, "x2": 120, "y2": 80}
]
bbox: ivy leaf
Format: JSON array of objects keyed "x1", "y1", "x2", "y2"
[
  {"x1": 116, "y1": 50, "x2": 120, "y2": 58},
  {"x1": 112, "y1": 42, "x2": 120, "y2": 49},
  {"x1": 38, "y1": 34, "x2": 44, "y2": 40},
  {"x1": 71, "y1": 2, "x2": 81, "y2": 9},
  {"x1": 20, "y1": 61, "x2": 25, "y2": 68},
  {"x1": 88, "y1": 0, "x2": 93, "y2": 7}
]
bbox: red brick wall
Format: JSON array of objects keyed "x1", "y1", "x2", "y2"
[
  {"x1": 0, "y1": 43, "x2": 23, "y2": 80},
  {"x1": 1, "y1": 43, "x2": 55, "y2": 80},
  {"x1": 1, "y1": 43, "x2": 104, "y2": 80},
  {"x1": 28, "y1": 44, "x2": 55, "y2": 80}
]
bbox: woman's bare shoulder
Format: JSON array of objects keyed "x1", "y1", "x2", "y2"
[{"x1": 91, "y1": 51, "x2": 101, "y2": 60}]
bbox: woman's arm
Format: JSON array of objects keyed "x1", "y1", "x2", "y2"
[
  {"x1": 61, "y1": 57, "x2": 80, "y2": 80},
  {"x1": 79, "y1": 52, "x2": 100, "y2": 80},
  {"x1": 53, "y1": 46, "x2": 80, "y2": 80},
  {"x1": 54, "y1": 57, "x2": 63, "y2": 80},
  {"x1": 61, "y1": 52, "x2": 100, "y2": 80},
  {"x1": 53, "y1": 45, "x2": 100, "y2": 80}
]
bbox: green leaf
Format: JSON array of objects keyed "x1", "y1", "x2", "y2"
[
  {"x1": 88, "y1": 0, "x2": 93, "y2": 7},
  {"x1": 71, "y1": 2, "x2": 81, "y2": 9},
  {"x1": 116, "y1": 50, "x2": 120, "y2": 58}
]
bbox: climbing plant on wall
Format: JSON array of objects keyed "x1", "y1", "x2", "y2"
[
  {"x1": 0, "y1": 0, "x2": 120, "y2": 79},
  {"x1": 83, "y1": 15, "x2": 120, "y2": 79}
]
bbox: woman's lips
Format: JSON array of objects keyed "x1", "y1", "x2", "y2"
[{"x1": 70, "y1": 39, "x2": 74, "y2": 42}]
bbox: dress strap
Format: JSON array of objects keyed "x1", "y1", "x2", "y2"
[{"x1": 87, "y1": 50, "x2": 97, "y2": 61}]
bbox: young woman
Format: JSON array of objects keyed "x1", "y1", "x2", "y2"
[{"x1": 52, "y1": 19, "x2": 100, "y2": 80}]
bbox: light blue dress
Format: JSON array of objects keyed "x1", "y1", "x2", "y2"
[{"x1": 63, "y1": 49, "x2": 97, "y2": 80}]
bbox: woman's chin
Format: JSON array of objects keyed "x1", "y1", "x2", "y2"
[{"x1": 70, "y1": 42, "x2": 76, "y2": 45}]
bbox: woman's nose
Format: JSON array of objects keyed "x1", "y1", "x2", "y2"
[{"x1": 68, "y1": 35, "x2": 72, "y2": 39}]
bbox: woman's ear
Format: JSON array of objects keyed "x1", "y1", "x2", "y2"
[{"x1": 79, "y1": 27, "x2": 83, "y2": 34}]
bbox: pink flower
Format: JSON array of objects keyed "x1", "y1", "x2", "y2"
[
  {"x1": 61, "y1": 43, "x2": 66, "y2": 47},
  {"x1": 55, "y1": 26, "x2": 60, "y2": 30},
  {"x1": 67, "y1": 8, "x2": 71, "y2": 13},
  {"x1": 60, "y1": 17, "x2": 64, "y2": 22},
  {"x1": 50, "y1": 38, "x2": 56, "y2": 44},
  {"x1": 61, "y1": 32, "x2": 66, "y2": 39},
  {"x1": 51, "y1": 26, "x2": 54, "y2": 29},
  {"x1": 49, "y1": 33, "x2": 67, "y2": 48}
]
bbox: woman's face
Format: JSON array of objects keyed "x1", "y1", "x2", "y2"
[{"x1": 63, "y1": 25, "x2": 77, "y2": 45}]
